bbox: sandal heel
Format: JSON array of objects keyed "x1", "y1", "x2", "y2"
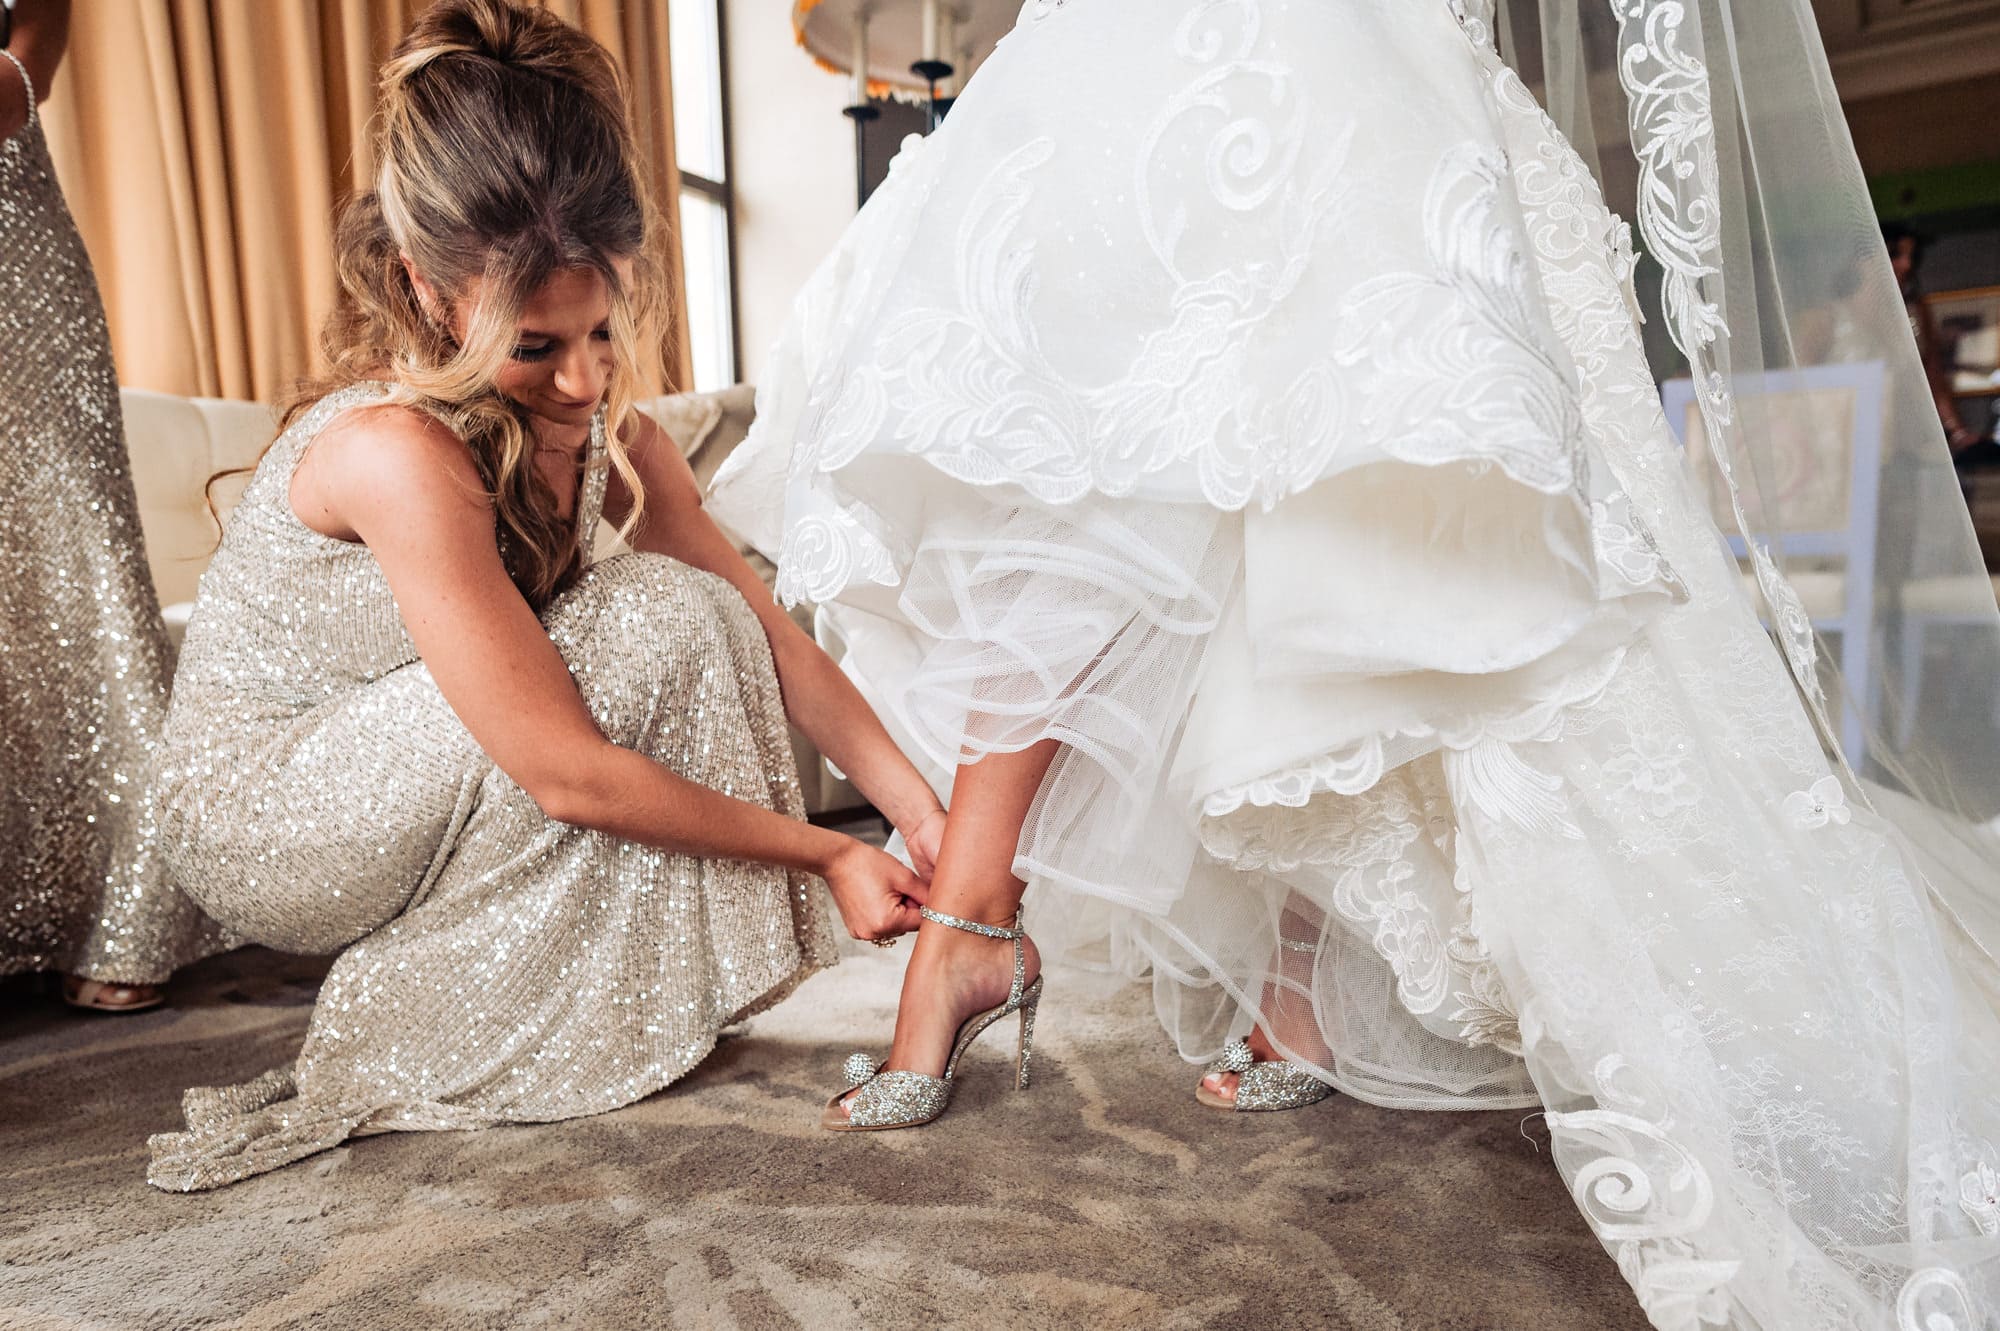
[{"x1": 1015, "y1": 977, "x2": 1043, "y2": 1091}]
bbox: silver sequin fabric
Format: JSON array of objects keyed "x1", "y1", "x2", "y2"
[
  {"x1": 0, "y1": 105, "x2": 227, "y2": 983},
  {"x1": 147, "y1": 384, "x2": 837, "y2": 1190}
]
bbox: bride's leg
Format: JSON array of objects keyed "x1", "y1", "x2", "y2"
[{"x1": 831, "y1": 739, "x2": 1057, "y2": 1118}]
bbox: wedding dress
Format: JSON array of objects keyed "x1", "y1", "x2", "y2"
[{"x1": 710, "y1": 1, "x2": 2000, "y2": 1325}]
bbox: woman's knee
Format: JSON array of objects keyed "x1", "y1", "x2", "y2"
[
  {"x1": 545, "y1": 554, "x2": 739, "y2": 738},
  {"x1": 545, "y1": 554, "x2": 715, "y2": 639}
]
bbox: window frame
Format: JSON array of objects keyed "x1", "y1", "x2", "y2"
[{"x1": 675, "y1": 0, "x2": 742, "y2": 390}]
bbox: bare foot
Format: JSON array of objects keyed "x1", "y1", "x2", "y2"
[{"x1": 830, "y1": 913, "x2": 1041, "y2": 1121}]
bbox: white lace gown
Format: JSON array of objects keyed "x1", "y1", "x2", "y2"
[{"x1": 710, "y1": 2, "x2": 2000, "y2": 1325}]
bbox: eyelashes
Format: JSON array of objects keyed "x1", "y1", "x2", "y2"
[{"x1": 509, "y1": 330, "x2": 612, "y2": 364}]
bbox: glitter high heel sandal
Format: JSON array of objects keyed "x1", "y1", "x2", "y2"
[
  {"x1": 1195, "y1": 936, "x2": 1333, "y2": 1112},
  {"x1": 1194, "y1": 1038, "x2": 1335, "y2": 1112},
  {"x1": 823, "y1": 906, "x2": 1043, "y2": 1132}
]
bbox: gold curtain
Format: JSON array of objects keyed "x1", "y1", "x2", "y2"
[{"x1": 40, "y1": 0, "x2": 692, "y2": 402}]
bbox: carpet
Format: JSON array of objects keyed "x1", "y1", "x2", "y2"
[{"x1": 0, "y1": 944, "x2": 1647, "y2": 1330}]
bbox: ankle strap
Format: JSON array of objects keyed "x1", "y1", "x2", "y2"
[
  {"x1": 919, "y1": 906, "x2": 1022, "y2": 940},
  {"x1": 921, "y1": 906, "x2": 1029, "y2": 1011}
]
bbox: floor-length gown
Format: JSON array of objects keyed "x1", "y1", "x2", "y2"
[
  {"x1": 710, "y1": 2, "x2": 2000, "y2": 1325},
  {"x1": 0, "y1": 70, "x2": 226, "y2": 984},
  {"x1": 146, "y1": 384, "x2": 838, "y2": 1190}
]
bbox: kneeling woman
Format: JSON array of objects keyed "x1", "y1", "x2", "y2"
[{"x1": 146, "y1": 0, "x2": 943, "y2": 1191}]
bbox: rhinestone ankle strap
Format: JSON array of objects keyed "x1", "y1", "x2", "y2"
[
  {"x1": 918, "y1": 906, "x2": 1022, "y2": 940},
  {"x1": 920, "y1": 906, "x2": 1028, "y2": 1010}
]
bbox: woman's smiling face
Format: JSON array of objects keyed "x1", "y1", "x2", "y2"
[
  {"x1": 484, "y1": 265, "x2": 621, "y2": 431},
  {"x1": 412, "y1": 256, "x2": 633, "y2": 433}
]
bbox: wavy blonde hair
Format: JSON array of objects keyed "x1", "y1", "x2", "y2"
[{"x1": 269, "y1": 0, "x2": 658, "y2": 608}]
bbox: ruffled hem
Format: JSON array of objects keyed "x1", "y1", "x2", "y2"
[{"x1": 1195, "y1": 646, "x2": 1625, "y2": 827}]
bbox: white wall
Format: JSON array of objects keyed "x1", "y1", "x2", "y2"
[{"x1": 724, "y1": 0, "x2": 857, "y2": 383}]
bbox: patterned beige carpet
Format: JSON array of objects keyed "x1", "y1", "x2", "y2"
[{"x1": 0, "y1": 943, "x2": 1647, "y2": 1330}]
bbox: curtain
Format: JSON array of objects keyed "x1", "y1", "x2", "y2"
[{"x1": 39, "y1": 0, "x2": 692, "y2": 402}]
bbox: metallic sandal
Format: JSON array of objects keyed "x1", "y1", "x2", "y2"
[
  {"x1": 1195, "y1": 936, "x2": 1332, "y2": 1112},
  {"x1": 60, "y1": 974, "x2": 166, "y2": 1013},
  {"x1": 823, "y1": 906, "x2": 1043, "y2": 1132},
  {"x1": 1195, "y1": 1038, "x2": 1335, "y2": 1112}
]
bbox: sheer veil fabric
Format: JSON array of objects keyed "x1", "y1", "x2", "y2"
[{"x1": 711, "y1": 1, "x2": 2000, "y2": 1325}]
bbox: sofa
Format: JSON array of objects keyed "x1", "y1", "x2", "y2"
[{"x1": 121, "y1": 383, "x2": 857, "y2": 816}]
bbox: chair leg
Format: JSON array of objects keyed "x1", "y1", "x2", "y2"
[{"x1": 1896, "y1": 622, "x2": 1926, "y2": 754}]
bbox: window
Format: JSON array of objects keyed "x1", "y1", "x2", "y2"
[{"x1": 670, "y1": 0, "x2": 737, "y2": 392}]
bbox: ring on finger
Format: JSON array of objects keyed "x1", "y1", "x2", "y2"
[{"x1": 869, "y1": 936, "x2": 898, "y2": 949}]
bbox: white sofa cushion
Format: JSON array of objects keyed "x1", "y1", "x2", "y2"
[
  {"x1": 127, "y1": 388, "x2": 756, "y2": 605},
  {"x1": 123, "y1": 388, "x2": 278, "y2": 608}
]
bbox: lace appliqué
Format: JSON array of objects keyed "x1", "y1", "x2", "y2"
[
  {"x1": 1782, "y1": 776, "x2": 1851, "y2": 830},
  {"x1": 1200, "y1": 647, "x2": 1625, "y2": 827},
  {"x1": 1897, "y1": 1268, "x2": 1978, "y2": 1331},
  {"x1": 1961, "y1": 1162, "x2": 2000, "y2": 1238},
  {"x1": 1448, "y1": 917, "x2": 1522, "y2": 1055},
  {"x1": 1546, "y1": 1056, "x2": 1739, "y2": 1331},
  {"x1": 1592, "y1": 495, "x2": 1683, "y2": 598},
  {"x1": 783, "y1": 0, "x2": 1593, "y2": 606},
  {"x1": 1606, "y1": 1, "x2": 1844, "y2": 761},
  {"x1": 1447, "y1": 0, "x2": 1496, "y2": 48},
  {"x1": 1335, "y1": 141, "x2": 1586, "y2": 500},
  {"x1": 776, "y1": 509, "x2": 900, "y2": 606},
  {"x1": 802, "y1": 4, "x2": 1362, "y2": 514}
]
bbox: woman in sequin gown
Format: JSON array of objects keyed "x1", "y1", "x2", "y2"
[
  {"x1": 0, "y1": 0, "x2": 225, "y2": 1009},
  {"x1": 145, "y1": 0, "x2": 947, "y2": 1190}
]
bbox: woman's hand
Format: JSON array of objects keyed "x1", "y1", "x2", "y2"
[
  {"x1": 822, "y1": 839, "x2": 929, "y2": 942},
  {"x1": 904, "y1": 808, "x2": 947, "y2": 882}
]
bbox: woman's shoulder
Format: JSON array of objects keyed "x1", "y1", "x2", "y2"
[
  {"x1": 294, "y1": 393, "x2": 489, "y2": 536},
  {"x1": 307, "y1": 394, "x2": 471, "y2": 476}
]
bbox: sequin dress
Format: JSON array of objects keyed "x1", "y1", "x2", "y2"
[
  {"x1": 146, "y1": 384, "x2": 838, "y2": 1190},
  {"x1": 0, "y1": 71, "x2": 226, "y2": 983}
]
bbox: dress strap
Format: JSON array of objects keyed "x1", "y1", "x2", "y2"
[{"x1": 576, "y1": 408, "x2": 610, "y2": 561}]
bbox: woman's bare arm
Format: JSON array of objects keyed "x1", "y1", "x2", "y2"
[
  {"x1": 293, "y1": 405, "x2": 925, "y2": 939},
  {"x1": 604, "y1": 416, "x2": 949, "y2": 874}
]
